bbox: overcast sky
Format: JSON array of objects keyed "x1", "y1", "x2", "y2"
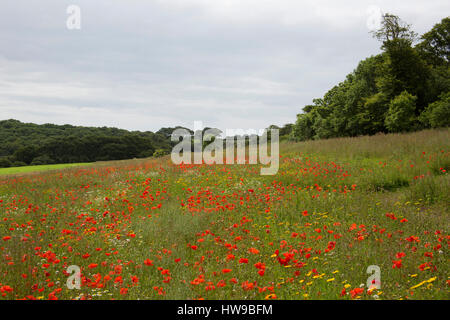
[{"x1": 0, "y1": 0, "x2": 448, "y2": 132}]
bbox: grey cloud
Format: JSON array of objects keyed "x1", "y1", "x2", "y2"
[{"x1": 0, "y1": 0, "x2": 448, "y2": 132}]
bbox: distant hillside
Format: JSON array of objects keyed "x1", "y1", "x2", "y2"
[
  {"x1": 0, "y1": 119, "x2": 280, "y2": 169},
  {"x1": 0, "y1": 119, "x2": 184, "y2": 167}
]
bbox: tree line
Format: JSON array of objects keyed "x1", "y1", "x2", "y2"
[
  {"x1": 273, "y1": 15, "x2": 449, "y2": 141},
  {"x1": 0, "y1": 120, "x2": 184, "y2": 167}
]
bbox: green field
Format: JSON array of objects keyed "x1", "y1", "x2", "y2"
[
  {"x1": 0, "y1": 129, "x2": 448, "y2": 300},
  {"x1": 0, "y1": 162, "x2": 92, "y2": 176}
]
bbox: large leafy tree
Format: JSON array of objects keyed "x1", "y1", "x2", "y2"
[
  {"x1": 416, "y1": 17, "x2": 450, "y2": 67},
  {"x1": 371, "y1": 14, "x2": 431, "y2": 111},
  {"x1": 416, "y1": 17, "x2": 450, "y2": 116},
  {"x1": 378, "y1": 38, "x2": 431, "y2": 111},
  {"x1": 385, "y1": 91, "x2": 418, "y2": 132},
  {"x1": 420, "y1": 92, "x2": 450, "y2": 128}
]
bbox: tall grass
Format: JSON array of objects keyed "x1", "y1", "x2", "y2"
[{"x1": 0, "y1": 128, "x2": 448, "y2": 300}]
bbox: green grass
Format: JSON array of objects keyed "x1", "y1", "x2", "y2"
[
  {"x1": 0, "y1": 128, "x2": 448, "y2": 300},
  {"x1": 0, "y1": 162, "x2": 92, "y2": 175}
]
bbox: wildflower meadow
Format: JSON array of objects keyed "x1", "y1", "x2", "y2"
[{"x1": 0, "y1": 128, "x2": 448, "y2": 300}]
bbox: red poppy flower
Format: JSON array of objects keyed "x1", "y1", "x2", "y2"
[
  {"x1": 144, "y1": 259, "x2": 153, "y2": 266},
  {"x1": 120, "y1": 288, "x2": 128, "y2": 295}
]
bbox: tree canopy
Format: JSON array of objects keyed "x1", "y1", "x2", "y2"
[
  {"x1": 291, "y1": 15, "x2": 450, "y2": 142},
  {"x1": 0, "y1": 120, "x2": 175, "y2": 167}
]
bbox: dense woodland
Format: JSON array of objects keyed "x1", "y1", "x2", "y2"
[
  {"x1": 283, "y1": 15, "x2": 450, "y2": 141},
  {"x1": 0, "y1": 120, "x2": 183, "y2": 167},
  {"x1": 0, "y1": 14, "x2": 448, "y2": 168}
]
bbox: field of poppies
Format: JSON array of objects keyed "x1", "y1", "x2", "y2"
[{"x1": 0, "y1": 128, "x2": 448, "y2": 300}]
